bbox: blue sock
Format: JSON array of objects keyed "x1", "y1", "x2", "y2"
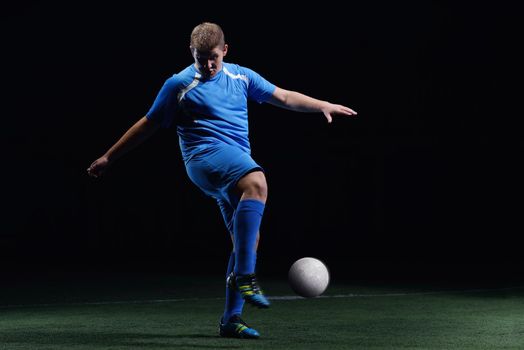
[
  {"x1": 223, "y1": 251, "x2": 244, "y2": 322},
  {"x1": 233, "y1": 199, "x2": 265, "y2": 276}
]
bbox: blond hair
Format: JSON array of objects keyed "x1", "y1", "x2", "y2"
[{"x1": 190, "y1": 22, "x2": 225, "y2": 51}]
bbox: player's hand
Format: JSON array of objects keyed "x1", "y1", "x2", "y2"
[
  {"x1": 87, "y1": 156, "x2": 110, "y2": 178},
  {"x1": 322, "y1": 103, "x2": 357, "y2": 123}
]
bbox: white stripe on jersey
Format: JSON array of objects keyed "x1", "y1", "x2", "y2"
[
  {"x1": 177, "y1": 72, "x2": 201, "y2": 102},
  {"x1": 223, "y1": 67, "x2": 248, "y2": 83}
]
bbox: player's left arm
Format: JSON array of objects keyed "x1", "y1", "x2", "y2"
[{"x1": 267, "y1": 86, "x2": 357, "y2": 123}]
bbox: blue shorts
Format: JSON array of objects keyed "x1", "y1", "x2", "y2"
[{"x1": 185, "y1": 143, "x2": 263, "y2": 235}]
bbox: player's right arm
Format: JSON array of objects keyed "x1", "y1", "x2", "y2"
[{"x1": 87, "y1": 116, "x2": 160, "y2": 178}]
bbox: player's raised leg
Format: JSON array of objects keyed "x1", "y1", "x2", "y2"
[
  {"x1": 218, "y1": 197, "x2": 262, "y2": 338},
  {"x1": 230, "y1": 171, "x2": 270, "y2": 308}
]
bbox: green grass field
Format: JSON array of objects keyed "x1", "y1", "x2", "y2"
[{"x1": 1, "y1": 273, "x2": 523, "y2": 349}]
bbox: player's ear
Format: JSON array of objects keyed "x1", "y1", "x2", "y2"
[{"x1": 223, "y1": 44, "x2": 228, "y2": 57}]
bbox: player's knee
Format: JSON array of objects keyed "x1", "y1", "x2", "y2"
[
  {"x1": 238, "y1": 171, "x2": 268, "y2": 202},
  {"x1": 244, "y1": 183, "x2": 267, "y2": 202},
  {"x1": 249, "y1": 179, "x2": 267, "y2": 201}
]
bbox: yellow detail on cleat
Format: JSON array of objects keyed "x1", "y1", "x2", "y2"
[{"x1": 236, "y1": 325, "x2": 247, "y2": 333}]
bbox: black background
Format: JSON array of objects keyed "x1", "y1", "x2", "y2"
[{"x1": 1, "y1": 1, "x2": 522, "y2": 281}]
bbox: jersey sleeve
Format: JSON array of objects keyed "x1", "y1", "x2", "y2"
[
  {"x1": 240, "y1": 67, "x2": 276, "y2": 104},
  {"x1": 145, "y1": 76, "x2": 179, "y2": 128}
]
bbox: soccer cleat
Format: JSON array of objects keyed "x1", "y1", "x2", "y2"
[
  {"x1": 219, "y1": 314, "x2": 260, "y2": 339},
  {"x1": 227, "y1": 272, "x2": 270, "y2": 308}
]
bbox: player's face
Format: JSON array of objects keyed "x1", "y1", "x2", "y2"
[{"x1": 191, "y1": 44, "x2": 228, "y2": 79}]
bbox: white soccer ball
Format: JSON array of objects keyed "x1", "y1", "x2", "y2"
[{"x1": 288, "y1": 257, "x2": 330, "y2": 298}]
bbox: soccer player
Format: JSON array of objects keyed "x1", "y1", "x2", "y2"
[{"x1": 87, "y1": 22, "x2": 357, "y2": 339}]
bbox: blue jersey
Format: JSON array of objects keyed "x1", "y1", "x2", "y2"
[{"x1": 146, "y1": 62, "x2": 276, "y2": 163}]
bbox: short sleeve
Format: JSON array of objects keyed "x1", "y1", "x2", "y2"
[
  {"x1": 240, "y1": 67, "x2": 276, "y2": 104},
  {"x1": 145, "y1": 76, "x2": 179, "y2": 128}
]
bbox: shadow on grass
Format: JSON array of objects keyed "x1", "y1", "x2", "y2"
[{"x1": 1, "y1": 331, "x2": 243, "y2": 349}]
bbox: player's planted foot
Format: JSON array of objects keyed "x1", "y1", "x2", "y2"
[
  {"x1": 227, "y1": 272, "x2": 270, "y2": 308},
  {"x1": 219, "y1": 314, "x2": 260, "y2": 339}
]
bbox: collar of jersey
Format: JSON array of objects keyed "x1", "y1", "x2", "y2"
[{"x1": 192, "y1": 64, "x2": 223, "y2": 81}]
